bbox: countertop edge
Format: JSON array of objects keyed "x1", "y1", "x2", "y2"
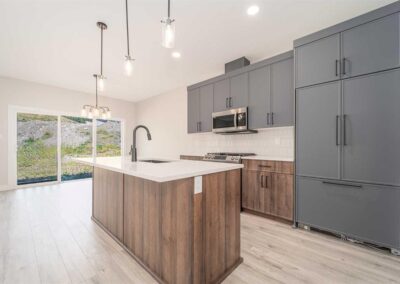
[
  {"x1": 74, "y1": 158, "x2": 243, "y2": 183},
  {"x1": 241, "y1": 156, "x2": 294, "y2": 162}
]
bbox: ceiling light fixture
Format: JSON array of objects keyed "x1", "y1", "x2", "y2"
[
  {"x1": 171, "y1": 51, "x2": 181, "y2": 58},
  {"x1": 247, "y1": 5, "x2": 260, "y2": 16},
  {"x1": 81, "y1": 22, "x2": 111, "y2": 119},
  {"x1": 161, "y1": 0, "x2": 175, "y2": 48},
  {"x1": 124, "y1": 0, "x2": 135, "y2": 76}
]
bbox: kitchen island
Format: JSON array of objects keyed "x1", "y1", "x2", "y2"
[{"x1": 75, "y1": 156, "x2": 243, "y2": 284}]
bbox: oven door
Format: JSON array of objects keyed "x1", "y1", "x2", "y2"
[{"x1": 212, "y1": 109, "x2": 237, "y2": 133}]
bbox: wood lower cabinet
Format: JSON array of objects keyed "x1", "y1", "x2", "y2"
[
  {"x1": 242, "y1": 159, "x2": 294, "y2": 222},
  {"x1": 92, "y1": 167, "x2": 124, "y2": 241}
]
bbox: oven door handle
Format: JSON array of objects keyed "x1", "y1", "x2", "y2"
[{"x1": 234, "y1": 112, "x2": 238, "y2": 129}]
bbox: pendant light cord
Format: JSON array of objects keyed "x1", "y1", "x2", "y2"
[
  {"x1": 100, "y1": 27, "x2": 103, "y2": 75},
  {"x1": 95, "y1": 76, "x2": 98, "y2": 108},
  {"x1": 168, "y1": 0, "x2": 170, "y2": 18},
  {"x1": 126, "y1": 0, "x2": 130, "y2": 57}
]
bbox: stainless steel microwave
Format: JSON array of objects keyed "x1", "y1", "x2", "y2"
[{"x1": 212, "y1": 107, "x2": 248, "y2": 133}]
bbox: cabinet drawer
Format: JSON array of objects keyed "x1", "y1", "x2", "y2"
[
  {"x1": 275, "y1": 161, "x2": 294, "y2": 174},
  {"x1": 296, "y1": 177, "x2": 400, "y2": 249},
  {"x1": 243, "y1": 159, "x2": 275, "y2": 172}
]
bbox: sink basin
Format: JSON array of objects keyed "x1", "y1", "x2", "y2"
[{"x1": 140, "y1": 159, "x2": 171, "y2": 164}]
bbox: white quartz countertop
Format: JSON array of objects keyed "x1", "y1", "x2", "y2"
[
  {"x1": 241, "y1": 156, "x2": 294, "y2": 162},
  {"x1": 73, "y1": 156, "x2": 243, "y2": 183}
]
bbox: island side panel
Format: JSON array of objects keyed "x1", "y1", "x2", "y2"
[
  {"x1": 225, "y1": 169, "x2": 241, "y2": 268},
  {"x1": 193, "y1": 193, "x2": 203, "y2": 284},
  {"x1": 203, "y1": 169, "x2": 242, "y2": 284},
  {"x1": 124, "y1": 174, "x2": 195, "y2": 284},
  {"x1": 92, "y1": 167, "x2": 124, "y2": 242},
  {"x1": 161, "y1": 178, "x2": 194, "y2": 284},
  {"x1": 124, "y1": 175, "x2": 144, "y2": 259}
]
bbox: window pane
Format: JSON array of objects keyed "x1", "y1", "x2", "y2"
[
  {"x1": 17, "y1": 113, "x2": 58, "y2": 185},
  {"x1": 96, "y1": 119, "x2": 121, "y2": 157},
  {"x1": 61, "y1": 116, "x2": 93, "y2": 181}
]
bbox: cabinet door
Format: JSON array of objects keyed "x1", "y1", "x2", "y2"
[
  {"x1": 297, "y1": 177, "x2": 400, "y2": 249},
  {"x1": 296, "y1": 81, "x2": 341, "y2": 179},
  {"x1": 229, "y1": 73, "x2": 248, "y2": 109},
  {"x1": 271, "y1": 58, "x2": 294, "y2": 127},
  {"x1": 187, "y1": 88, "x2": 200, "y2": 133},
  {"x1": 199, "y1": 84, "x2": 214, "y2": 132},
  {"x1": 296, "y1": 34, "x2": 340, "y2": 88},
  {"x1": 342, "y1": 13, "x2": 400, "y2": 79},
  {"x1": 342, "y1": 69, "x2": 400, "y2": 186},
  {"x1": 272, "y1": 173, "x2": 293, "y2": 221},
  {"x1": 242, "y1": 170, "x2": 259, "y2": 210},
  {"x1": 248, "y1": 66, "x2": 270, "y2": 129},
  {"x1": 213, "y1": 79, "x2": 230, "y2": 112}
]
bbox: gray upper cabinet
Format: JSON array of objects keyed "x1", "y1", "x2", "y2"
[
  {"x1": 187, "y1": 88, "x2": 200, "y2": 134},
  {"x1": 342, "y1": 69, "x2": 400, "y2": 186},
  {"x1": 199, "y1": 84, "x2": 214, "y2": 132},
  {"x1": 248, "y1": 66, "x2": 270, "y2": 129},
  {"x1": 296, "y1": 81, "x2": 341, "y2": 179},
  {"x1": 341, "y1": 13, "x2": 400, "y2": 79},
  {"x1": 213, "y1": 79, "x2": 230, "y2": 112},
  {"x1": 229, "y1": 73, "x2": 248, "y2": 109},
  {"x1": 295, "y1": 33, "x2": 340, "y2": 88},
  {"x1": 270, "y1": 58, "x2": 294, "y2": 127}
]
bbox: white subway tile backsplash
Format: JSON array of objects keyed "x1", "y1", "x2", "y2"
[{"x1": 185, "y1": 126, "x2": 294, "y2": 158}]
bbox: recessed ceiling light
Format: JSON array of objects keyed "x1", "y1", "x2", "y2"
[
  {"x1": 171, "y1": 51, "x2": 181, "y2": 58},
  {"x1": 247, "y1": 5, "x2": 260, "y2": 16}
]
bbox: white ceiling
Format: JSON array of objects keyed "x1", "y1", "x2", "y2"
[{"x1": 0, "y1": 0, "x2": 396, "y2": 102}]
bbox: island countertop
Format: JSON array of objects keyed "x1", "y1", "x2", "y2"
[{"x1": 74, "y1": 156, "x2": 243, "y2": 182}]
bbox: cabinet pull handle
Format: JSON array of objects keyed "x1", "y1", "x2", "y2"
[
  {"x1": 343, "y1": 114, "x2": 347, "y2": 145},
  {"x1": 264, "y1": 176, "x2": 268, "y2": 188},
  {"x1": 225, "y1": 98, "x2": 228, "y2": 108},
  {"x1": 199, "y1": 122, "x2": 201, "y2": 132},
  {"x1": 260, "y1": 175, "x2": 264, "y2": 188},
  {"x1": 322, "y1": 181, "x2": 362, "y2": 188},
  {"x1": 342, "y1": 58, "x2": 346, "y2": 75},
  {"x1": 267, "y1": 113, "x2": 270, "y2": 125},
  {"x1": 271, "y1": 112, "x2": 274, "y2": 125},
  {"x1": 229, "y1": 97, "x2": 232, "y2": 108},
  {"x1": 335, "y1": 60, "x2": 339, "y2": 77},
  {"x1": 258, "y1": 165, "x2": 271, "y2": 168},
  {"x1": 336, "y1": 115, "x2": 340, "y2": 146}
]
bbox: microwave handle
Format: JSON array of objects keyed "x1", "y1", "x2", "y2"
[{"x1": 234, "y1": 112, "x2": 238, "y2": 128}]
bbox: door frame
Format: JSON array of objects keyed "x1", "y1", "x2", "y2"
[{"x1": 8, "y1": 105, "x2": 125, "y2": 188}]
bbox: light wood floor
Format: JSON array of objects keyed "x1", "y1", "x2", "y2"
[{"x1": 0, "y1": 180, "x2": 399, "y2": 284}]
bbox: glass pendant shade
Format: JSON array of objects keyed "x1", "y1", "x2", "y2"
[
  {"x1": 97, "y1": 77, "x2": 105, "y2": 92},
  {"x1": 162, "y1": 19, "x2": 175, "y2": 48},
  {"x1": 124, "y1": 57, "x2": 134, "y2": 76}
]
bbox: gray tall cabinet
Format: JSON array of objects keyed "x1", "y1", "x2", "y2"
[
  {"x1": 295, "y1": 2, "x2": 400, "y2": 252},
  {"x1": 188, "y1": 51, "x2": 294, "y2": 133}
]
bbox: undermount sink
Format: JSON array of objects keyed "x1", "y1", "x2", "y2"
[{"x1": 140, "y1": 159, "x2": 171, "y2": 163}]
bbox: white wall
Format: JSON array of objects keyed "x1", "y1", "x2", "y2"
[
  {"x1": 0, "y1": 76, "x2": 136, "y2": 189},
  {"x1": 134, "y1": 87, "x2": 294, "y2": 160}
]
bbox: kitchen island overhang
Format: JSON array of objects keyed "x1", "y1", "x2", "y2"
[{"x1": 74, "y1": 157, "x2": 243, "y2": 284}]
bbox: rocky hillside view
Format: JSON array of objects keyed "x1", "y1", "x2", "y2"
[{"x1": 17, "y1": 113, "x2": 121, "y2": 184}]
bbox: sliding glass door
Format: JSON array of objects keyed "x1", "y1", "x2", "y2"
[
  {"x1": 15, "y1": 110, "x2": 123, "y2": 186},
  {"x1": 61, "y1": 116, "x2": 93, "y2": 181},
  {"x1": 17, "y1": 113, "x2": 58, "y2": 185}
]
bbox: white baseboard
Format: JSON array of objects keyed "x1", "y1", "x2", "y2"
[{"x1": 0, "y1": 185, "x2": 15, "y2": 192}]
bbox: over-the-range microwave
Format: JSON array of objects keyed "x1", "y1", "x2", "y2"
[{"x1": 212, "y1": 107, "x2": 256, "y2": 134}]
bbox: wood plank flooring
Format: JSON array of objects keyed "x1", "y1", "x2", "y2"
[{"x1": 0, "y1": 180, "x2": 399, "y2": 284}]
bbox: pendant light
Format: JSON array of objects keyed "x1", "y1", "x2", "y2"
[
  {"x1": 81, "y1": 75, "x2": 111, "y2": 119},
  {"x1": 124, "y1": 0, "x2": 135, "y2": 76},
  {"x1": 97, "y1": 22, "x2": 107, "y2": 91},
  {"x1": 161, "y1": 0, "x2": 175, "y2": 48},
  {"x1": 81, "y1": 22, "x2": 111, "y2": 119}
]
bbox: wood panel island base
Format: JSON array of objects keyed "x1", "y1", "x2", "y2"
[{"x1": 76, "y1": 157, "x2": 243, "y2": 284}]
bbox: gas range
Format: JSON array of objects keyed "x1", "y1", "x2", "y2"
[{"x1": 203, "y1": 152, "x2": 256, "y2": 164}]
